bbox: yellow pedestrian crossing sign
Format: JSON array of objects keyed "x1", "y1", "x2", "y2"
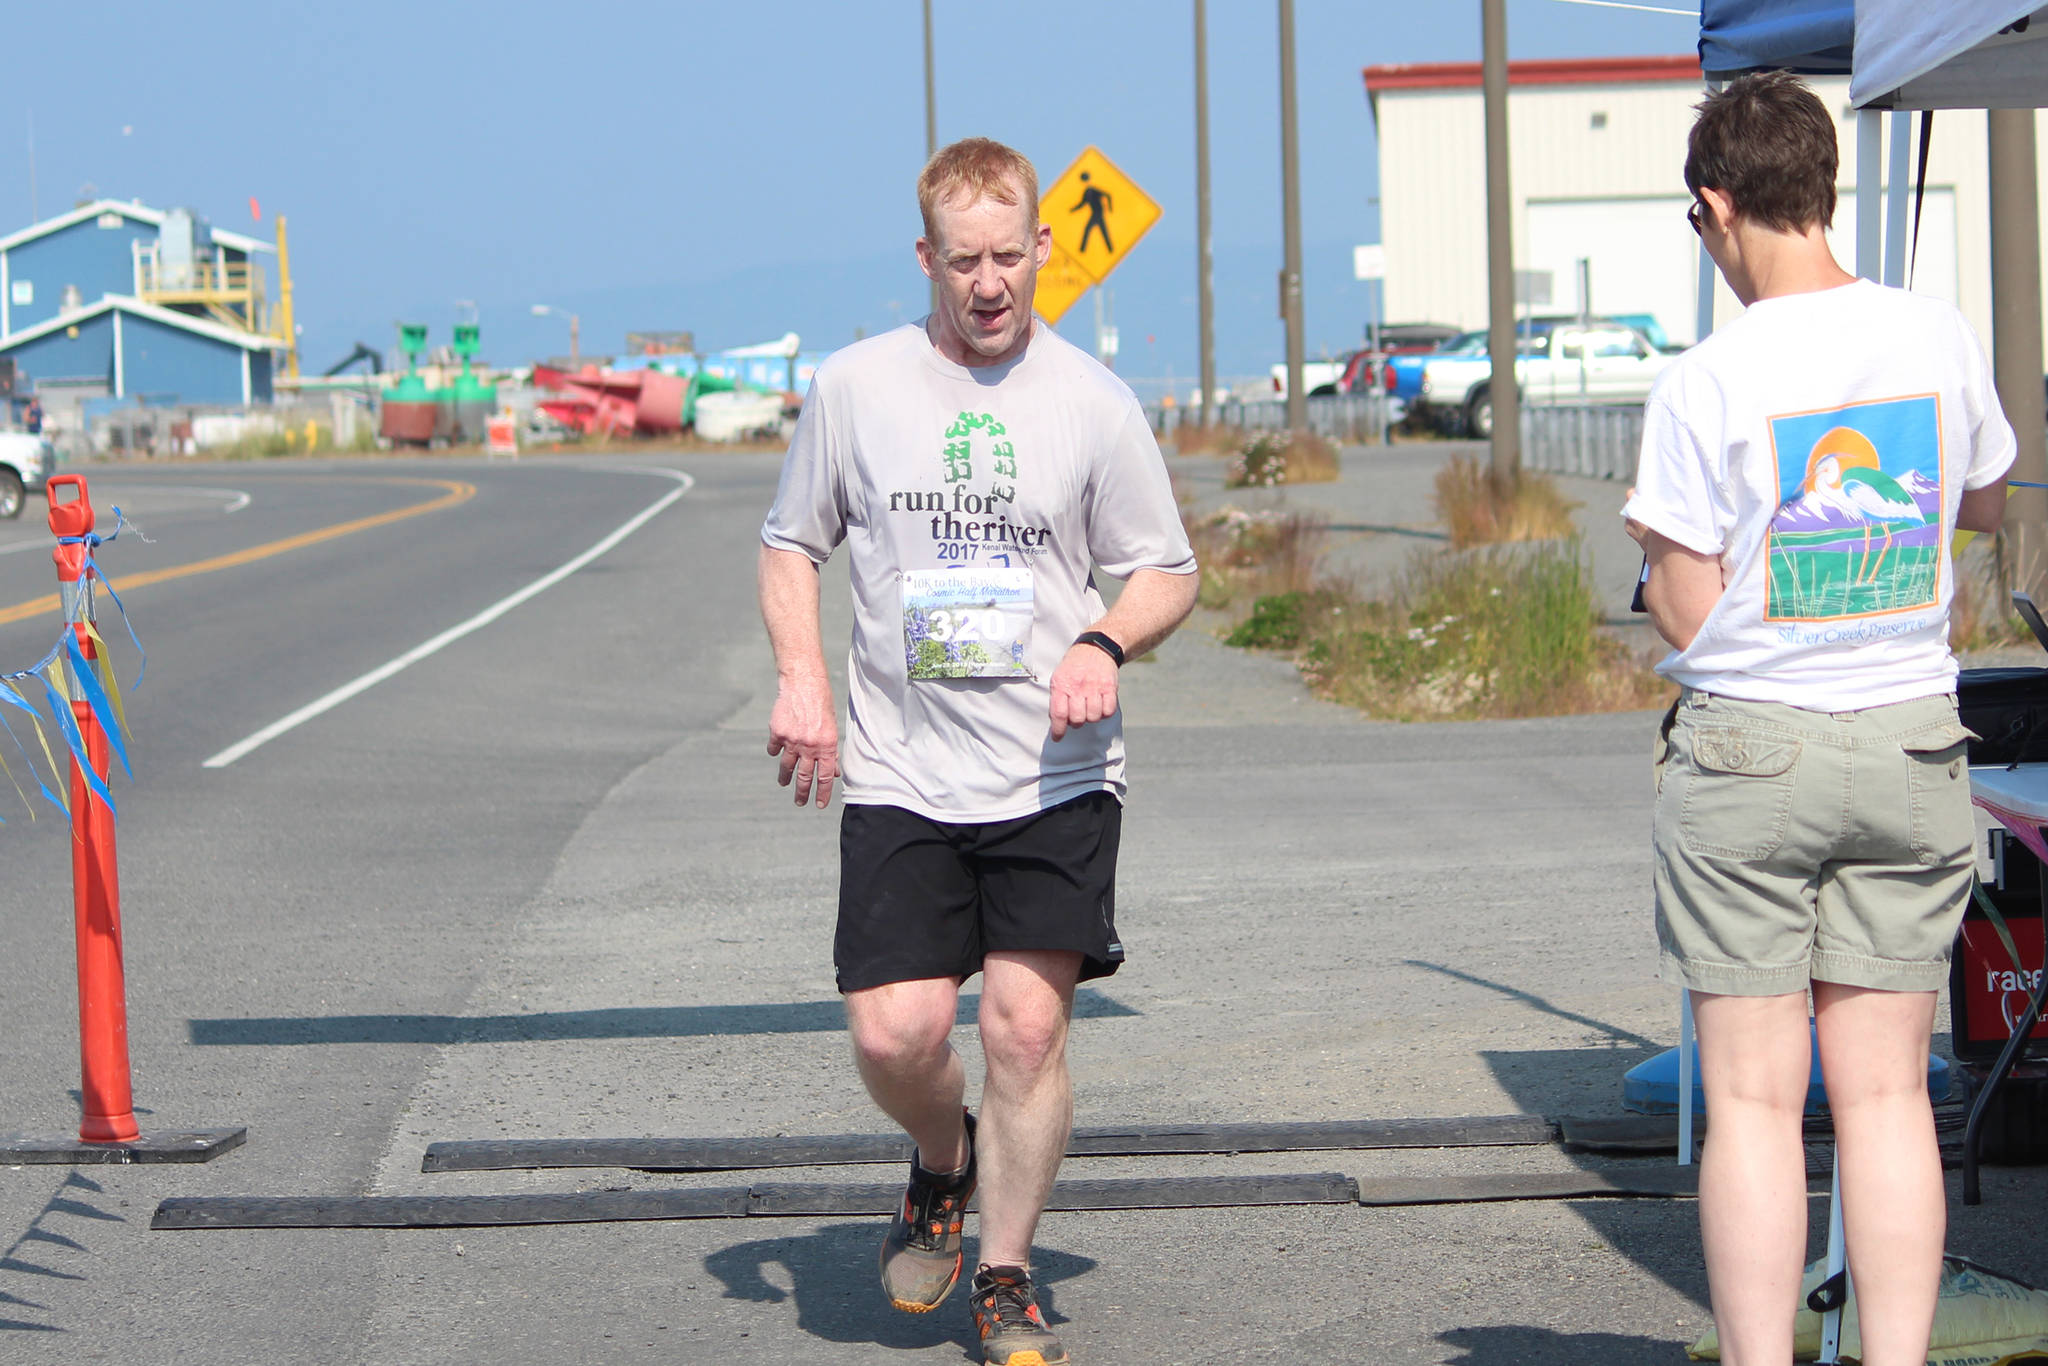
[
  {"x1": 1041, "y1": 146, "x2": 1161, "y2": 286},
  {"x1": 1031, "y1": 243, "x2": 1096, "y2": 327}
]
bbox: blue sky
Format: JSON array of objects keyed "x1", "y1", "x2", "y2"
[{"x1": 8, "y1": 1, "x2": 1698, "y2": 382}]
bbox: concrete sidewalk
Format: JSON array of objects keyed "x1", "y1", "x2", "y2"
[{"x1": 322, "y1": 444, "x2": 2044, "y2": 1365}]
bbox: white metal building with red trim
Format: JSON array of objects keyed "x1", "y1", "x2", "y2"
[{"x1": 1362, "y1": 55, "x2": 2048, "y2": 349}]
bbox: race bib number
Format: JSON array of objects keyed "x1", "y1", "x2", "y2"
[{"x1": 901, "y1": 568, "x2": 1034, "y2": 680}]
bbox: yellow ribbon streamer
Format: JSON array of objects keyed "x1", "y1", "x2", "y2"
[
  {"x1": 28, "y1": 709, "x2": 65, "y2": 818},
  {"x1": 81, "y1": 620, "x2": 130, "y2": 742},
  {"x1": 0, "y1": 737, "x2": 33, "y2": 820}
]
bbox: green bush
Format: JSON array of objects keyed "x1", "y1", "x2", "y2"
[{"x1": 1226, "y1": 592, "x2": 1310, "y2": 648}]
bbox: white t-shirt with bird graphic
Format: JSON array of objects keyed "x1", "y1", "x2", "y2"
[{"x1": 1624, "y1": 279, "x2": 2015, "y2": 708}]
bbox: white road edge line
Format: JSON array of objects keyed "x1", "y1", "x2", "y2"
[
  {"x1": 202, "y1": 466, "x2": 694, "y2": 770},
  {"x1": 0, "y1": 485, "x2": 252, "y2": 555},
  {"x1": 124, "y1": 485, "x2": 254, "y2": 512}
]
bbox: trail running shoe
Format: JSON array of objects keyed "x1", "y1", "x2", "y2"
[
  {"x1": 878, "y1": 1109, "x2": 977, "y2": 1313},
  {"x1": 970, "y1": 1264, "x2": 1069, "y2": 1366}
]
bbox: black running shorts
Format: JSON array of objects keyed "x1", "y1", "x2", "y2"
[{"x1": 835, "y1": 791, "x2": 1124, "y2": 993}]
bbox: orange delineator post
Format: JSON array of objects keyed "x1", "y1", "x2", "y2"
[{"x1": 47, "y1": 474, "x2": 138, "y2": 1144}]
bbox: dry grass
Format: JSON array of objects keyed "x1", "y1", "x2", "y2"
[
  {"x1": 1167, "y1": 423, "x2": 1250, "y2": 456},
  {"x1": 1183, "y1": 503, "x2": 1329, "y2": 612},
  {"x1": 1225, "y1": 431, "x2": 1341, "y2": 488},
  {"x1": 1950, "y1": 534, "x2": 2033, "y2": 652},
  {"x1": 1433, "y1": 454, "x2": 1578, "y2": 549}
]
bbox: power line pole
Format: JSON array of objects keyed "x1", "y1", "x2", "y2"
[
  {"x1": 923, "y1": 0, "x2": 939, "y2": 317},
  {"x1": 1195, "y1": 0, "x2": 1216, "y2": 428},
  {"x1": 1990, "y1": 108, "x2": 2047, "y2": 600},
  {"x1": 1481, "y1": 0, "x2": 1521, "y2": 480},
  {"x1": 1278, "y1": 0, "x2": 1306, "y2": 431}
]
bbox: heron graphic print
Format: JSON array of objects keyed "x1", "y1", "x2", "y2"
[{"x1": 1763, "y1": 394, "x2": 1945, "y2": 621}]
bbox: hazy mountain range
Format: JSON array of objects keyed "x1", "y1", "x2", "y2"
[{"x1": 1774, "y1": 468, "x2": 1942, "y2": 548}]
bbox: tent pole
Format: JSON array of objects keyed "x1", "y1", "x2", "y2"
[
  {"x1": 1990, "y1": 108, "x2": 2048, "y2": 601},
  {"x1": 1695, "y1": 79, "x2": 1723, "y2": 345},
  {"x1": 1855, "y1": 110, "x2": 1884, "y2": 280},
  {"x1": 1883, "y1": 111, "x2": 1911, "y2": 287}
]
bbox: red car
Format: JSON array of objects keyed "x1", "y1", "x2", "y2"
[{"x1": 1315, "y1": 323, "x2": 1462, "y2": 396}]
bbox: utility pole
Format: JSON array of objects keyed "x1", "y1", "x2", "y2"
[
  {"x1": 1195, "y1": 0, "x2": 1216, "y2": 428},
  {"x1": 1278, "y1": 0, "x2": 1306, "y2": 431},
  {"x1": 1481, "y1": 0, "x2": 1521, "y2": 480},
  {"x1": 923, "y1": 0, "x2": 940, "y2": 318},
  {"x1": 1991, "y1": 108, "x2": 2048, "y2": 600}
]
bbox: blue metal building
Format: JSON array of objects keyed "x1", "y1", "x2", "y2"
[
  {"x1": 0, "y1": 199, "x2": 284, "y2": 407},
  {"x1": 0, "y1": 298, "x2": 274, "y2": 406}
]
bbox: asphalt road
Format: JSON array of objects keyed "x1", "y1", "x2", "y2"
[{"x1": 0, "y1": 447, "x2": 2042, "y2": 1365}]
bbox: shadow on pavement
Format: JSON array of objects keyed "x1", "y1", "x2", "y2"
[
  {"x1": 186, "y1": 987, "x2": 1137, "y2": 1045},
  {"x1": 1404, "y1": 960, "x2": 1708, "y2": 1316},
  {"x1": 1405, "y1": 960, "x2": 1659, "y2": 1050},
  {"x1": 0, "y1": 1171, "x2": 126, "y2": 1334},
  {"x1": 1437, "y1": 1324, "x2": 1685, "y2": 1364},
  {"x1": 703, "y1": 1221, "x2": 1097, "y2": 1357},
  {"x1": 1324, "y1": 521, "x2": 1451, "y2": 542}
]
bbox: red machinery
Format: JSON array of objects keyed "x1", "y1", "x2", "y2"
[{"x1": 532, "y1": 365, "x2": 688, "y2": 437}]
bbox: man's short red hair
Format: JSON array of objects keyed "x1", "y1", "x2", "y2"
[{"x1": 917, "y1": 137, "x2": 1039, "y2": 242}]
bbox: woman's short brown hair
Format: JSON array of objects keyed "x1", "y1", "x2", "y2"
[
  {"x1": 917, "y1": 138, "x2": 1039, "y2": 242},
  {"x1": 1685, "y1": 71, "x2": 1839, "y2": 234}
]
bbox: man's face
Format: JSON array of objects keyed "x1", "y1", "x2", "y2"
[{"x1": 917, "y1": 188, "x2": 1051, "y2": 367}]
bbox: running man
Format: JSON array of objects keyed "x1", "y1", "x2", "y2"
[
  {"x1": 1624, "y1": 73, "x2": 2013, "y2": 1366},
  {"x1": 758, "y1": 136, "x2": 1197, "y2": 1366}
]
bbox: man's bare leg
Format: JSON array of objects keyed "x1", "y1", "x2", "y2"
[
  {"x1": 975, "y1": 950, "x2": 1082, "y2": 1267},
  {"x1": 1692, "y1": 988, "x2": 1812, "y2": 1366},
  {"x1": 846, "y1": 976, "x2": 971, "y2": 1172},
  {"x1": 1814, "y1": 982, "x2": 1944, "y2": 1366}
]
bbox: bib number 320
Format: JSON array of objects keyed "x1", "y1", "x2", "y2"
[{"x1": 901, "y1": 567, "x2": 1034, "y2": 680}]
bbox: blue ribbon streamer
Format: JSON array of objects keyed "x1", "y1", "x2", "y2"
[
  {"x1": 35, "y1": 671, "x2": 112, "y2": 814},
  {"x1": 64, "y1": 633, "x2": 130, "y2": 780},
  {"x1": 81, "y1": 556, "x2": 145, "y2": 688},
  {"x1": 0, "y1": 678, "x2": 62, "y2": 809},
  {"x1": 0, "y1": 634, "x2": 64, "y2": 685},
  {"x1": 0, "y1": 507, "x2": 149, "y2": 823}
]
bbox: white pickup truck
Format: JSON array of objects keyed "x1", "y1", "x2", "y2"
[
  {"x1": 1267, "y1": 359, "x2": 1345, "y2": 400},
  {"x1": 0, "y1": 432, "x2": 55, "y2": 519},
  {"x1": 1415, "y1": 321, "x2": 1674, "y2": 437}
]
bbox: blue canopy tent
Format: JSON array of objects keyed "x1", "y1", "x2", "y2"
[
  {"x1": 1701, "y1": 1, "x2": 2047, "y2": 103},
  {"x1": 1690, "y1": 2, "x2": 2047, "y2": 319},
  {"x1": 1698, "y1": 0, "x2": 1851, "y2": 80}
]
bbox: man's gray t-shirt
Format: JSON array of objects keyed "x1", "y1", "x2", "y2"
[{"x1": 761, "y1": 321, "x2": 1196, "y2": 822}]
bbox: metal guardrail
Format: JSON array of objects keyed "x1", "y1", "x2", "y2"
[
  {"x1": 1146, "y1": 392, "x2": 1392, "y2": 444},
  {"x1": 1518, "y1": 402, "x2": 1644, "y2": 481}
]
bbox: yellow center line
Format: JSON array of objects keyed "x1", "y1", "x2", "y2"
[{"x1": 0, "y1": 477, "x2": 476, "y2": 627}]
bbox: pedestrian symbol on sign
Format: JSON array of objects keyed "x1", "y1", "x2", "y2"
[{"x1": 1072, "y1": 173, "x2": 1113, "y2": 255}]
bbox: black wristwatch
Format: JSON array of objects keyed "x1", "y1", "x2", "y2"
[{"x1": 1075, "y1": 630, "x2": 1126, "y2": 667}]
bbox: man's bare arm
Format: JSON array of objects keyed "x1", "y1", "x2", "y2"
[
  {"x1": 1048, "y1": 568, "x2": 1199, "y2": 741},
  {"x1": 1958, "y1": 476, "x2": 2010, "y2": 534},
  {"x1": 758, "y1": 544, "x2": 840, "y2": 808},
  {"x1": 1630, "y1": 526, "x2": 1723, "y2": 652}
]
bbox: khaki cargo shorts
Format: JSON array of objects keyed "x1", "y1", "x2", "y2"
[{"x1": 1652, "y1": 687, "x2": 1975, "y2": 996}]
